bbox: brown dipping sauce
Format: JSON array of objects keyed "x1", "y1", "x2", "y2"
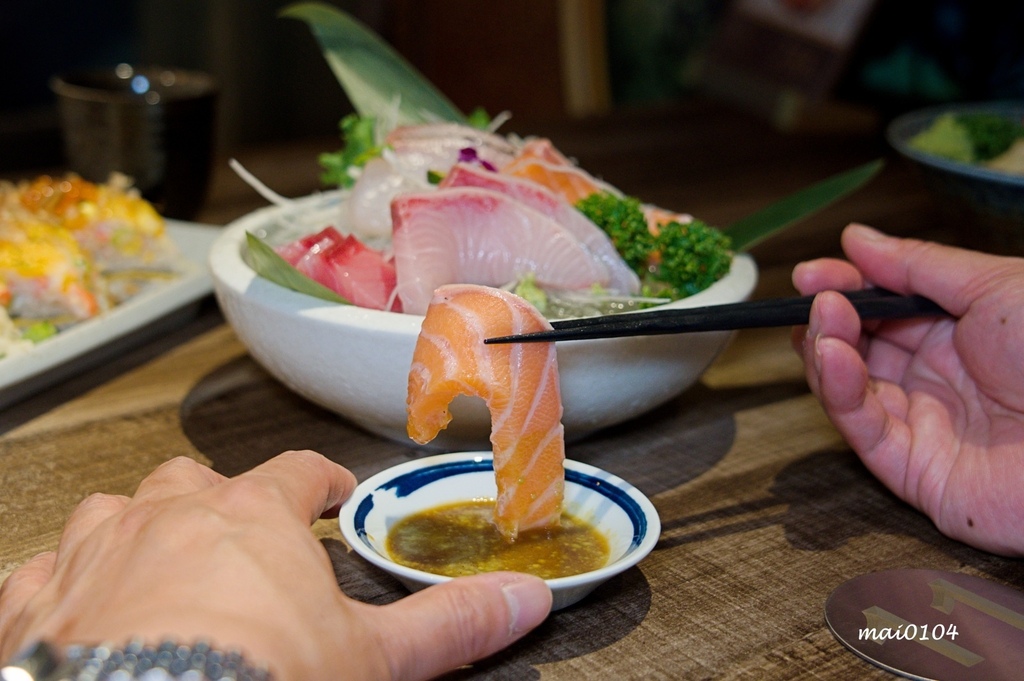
[{"x1": 386, "y1": 500, "x2": 610, "y2": 579}]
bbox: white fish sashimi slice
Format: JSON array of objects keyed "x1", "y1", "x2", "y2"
[
  {"x1": 440, "y1": 163, "x2": 641, "y2": 294},
  {"x1": 346, "y1": 124, "x2": 517, "y2": 239},
  {"x1": 385, "y1": 123, "x2": 517, "y2": 175},
  {"x1": 345, "y1": 156, "x2": 426, "y2": 240},
  {"x1": 391, "y1": 187, "x2": 612, "y2": 316}
]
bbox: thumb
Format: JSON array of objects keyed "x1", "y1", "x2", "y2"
[
  {"x1": 839, "y1": 224, "x2": 1015, "y2": 316},
  {"x1": 378, "y1": 572, "x2": 551, "y2": 680}
]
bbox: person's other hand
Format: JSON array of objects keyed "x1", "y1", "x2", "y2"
[
  {"x1": 0, "y1": 451, "x2": 552, "y2": 679},
  {"x1": 792, "y1": 224, "x2": 1024, "y2": 556}
]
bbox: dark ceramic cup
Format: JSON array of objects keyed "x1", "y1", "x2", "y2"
[{"x1": 51, "y1": 64, "x2": 218, "y2": 220}]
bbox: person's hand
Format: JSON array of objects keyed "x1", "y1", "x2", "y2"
[
  {"x1": 792, "y1": 224, "x2": 1024, "y2": 556},
  {"x1": 0, "y1": 451, "x2": 552, "y2": 680}
]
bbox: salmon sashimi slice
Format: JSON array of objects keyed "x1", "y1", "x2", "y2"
[
  {"x1": 513, "y1": 138, "x2": 575, "y2": 166},
  {"x1": 440, "y1": 163, "x2": 640, "y2": 294},
  {"x1": 407, "y1": 284, "x2": 565, "y2": 541},
  {"x1": 641, "y1": 204, "x2": 695, "y2": 236},
  {"x1": 504, "y1": 141, "x2": 689, "y2": 239},
  {"x1": 501, "y1": 156, "x2": 621, "y2": 206},
  {"x1": 390, "y1": 187, "x2": 612, "y2": 315}
]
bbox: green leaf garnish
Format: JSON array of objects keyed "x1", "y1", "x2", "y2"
[
  {"x1": 245, "y1": 232, "x2": 350, "y2": 304},
  {"x1": 319, "y1": 113, "x2": 382, "y2": 188},
  {"x1": 725, "y1": 159, "x2": 884, "y2": 252},
  {"x1": 280, "y1": 2, "x2": 465, "y2": 126},
  {"x1": 466, "y1": 106, "x2": 493, "y2": 129}
]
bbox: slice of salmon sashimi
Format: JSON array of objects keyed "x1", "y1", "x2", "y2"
[{"x1": 407, "y1": 284, "x2": 565, "y2": 541}]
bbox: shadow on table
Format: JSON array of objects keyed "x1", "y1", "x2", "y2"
[
  {"x1": 180, "y1": 356, "x2": 424, "y2": 481},
  {"x1": 567, "y1": 380, "x2": 811, "y2": 497},
  {"x1": 657, "y1": 446, "x2": 1024, "y2": 589},
  {"x1": 773, "y1": 448, "x2": 1024, "y2": 588},
  {"x1": 179, "y1": 356, "x2": 808, "y2": 496}
]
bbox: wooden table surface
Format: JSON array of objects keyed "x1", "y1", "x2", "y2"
[{"x1": 2, "y1": 99, "x2": 1021, "y2": 679}]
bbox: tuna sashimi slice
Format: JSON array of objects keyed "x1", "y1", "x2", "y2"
[
  {"x1": 407, "y1": 284, "x2": 565, "y2": 540},
  {"x1": 274, "y1": 225, "x2": 345, "y2": 264},
  {"x1": 440, "y1": 163, "x2": 640, "y2": 294},
  {"x1": 391, "y1": 187, "x2": 612, "y2": 316},
  {"x1": 276, "y1": 226, "x2": 400, "y2": 311}
]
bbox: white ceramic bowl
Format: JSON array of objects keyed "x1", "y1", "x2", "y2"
[
  {"x1": 338, "y1": 451, "x2": 660, "y2": 611},
  {"x1": 208, "y1": 192, "x2": 758, "y2": 449}
]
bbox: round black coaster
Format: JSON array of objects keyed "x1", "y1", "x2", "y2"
[{"x1": 825, "y1": 569, "x2": 1024, "y2": 680}]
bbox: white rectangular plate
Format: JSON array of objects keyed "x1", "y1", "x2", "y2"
[{"x1": 0, "y1": 220, "x2": 221, "y2": 409}]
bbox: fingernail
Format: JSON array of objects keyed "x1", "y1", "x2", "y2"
[
  {"x1": 805, "y1": 293, "x2": 823, "y2": 343},
  {"x1": 813, "y1": 334, "x2": 824, "y2": 373},
  {"x1": 501, "y1": 575, "x2": 552, "y2": 637},
  {"x1": 807, "y1": 303, "x2": 821, "y2": 340}
]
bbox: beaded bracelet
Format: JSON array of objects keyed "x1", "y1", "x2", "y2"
[{"x1": 0, "y1": 640, "x2": 273, "y2": 681}]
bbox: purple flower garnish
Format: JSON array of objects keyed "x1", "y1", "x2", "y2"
[{"x1": 458, "y1": 147, "x2": 498, "y2": 172}]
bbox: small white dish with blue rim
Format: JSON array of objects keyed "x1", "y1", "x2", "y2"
[{"x1": 338, "y1": 451, "x2": 661, "y2": 611}]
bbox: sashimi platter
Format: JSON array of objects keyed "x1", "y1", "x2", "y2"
[
  {"x1": 211, "y1": 3, "x2": 877, "y2": 452},
  {"x1": 263, "y1": 122, "x2": 734, "y2": 318},
  {"x1": 210, "y1": 5, "x2": 761, "y2": 448},
  {"x1": 208, "y1": 3, "x2": 884, "y2": 587}
]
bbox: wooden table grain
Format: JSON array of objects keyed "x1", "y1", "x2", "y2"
[{"x1": 2, "y1": 99, "x2": 1020, "y2": 679}]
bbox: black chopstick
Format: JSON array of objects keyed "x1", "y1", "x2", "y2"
[{"x1": 484, "y1": 289, "x2": 948, "y2": 343}]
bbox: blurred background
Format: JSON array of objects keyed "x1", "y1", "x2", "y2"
[{"x1": 3, "y1": 0, "x2": 1023, "y2": 174}]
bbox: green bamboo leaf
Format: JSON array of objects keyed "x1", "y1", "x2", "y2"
[
  {"x1": 280, "y1": 2, "x2": 465, "y2": 126},
  {"x1": 245, "y1": 232, "x2": 350, "y2": 305},
  {"x1": 726, "y1": 159, "x2": 884, "y2": 252}
]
